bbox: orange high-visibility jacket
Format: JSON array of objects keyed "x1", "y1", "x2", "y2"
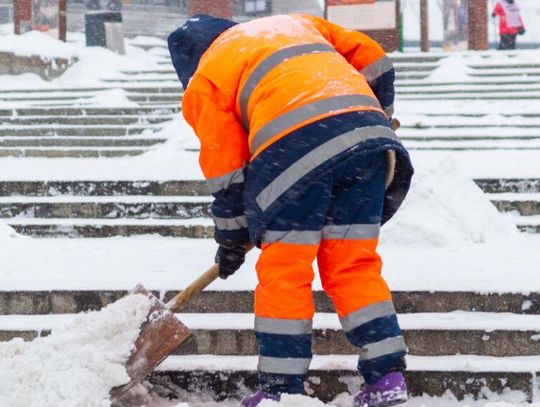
[{"x1": 177, "y1": 14, "x2": 410, "y2": 245}]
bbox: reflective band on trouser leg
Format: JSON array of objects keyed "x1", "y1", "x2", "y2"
[
  {"x1": 359, "y1": 56, "x2": 394, "y2": 83},
  {"x1": 341, "y1": 300, "x2": 406, "y2": 385},
  {"x1": 255, "y1": 241, "x2": 318, "y2": 394},
  {"x1": 256, "y1": 126, "x2": 399, "y2": 212},
  {"x1": 239, "y1": 43, "x2": 336, "y2": 130},
  {"x1": 206, "y1": 167, "x2": 245, "y2": 195},
  {"x1": 250, "y1": 95, "x2": 382, "y2": 156}
]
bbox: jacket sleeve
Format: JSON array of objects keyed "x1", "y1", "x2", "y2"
[
  {"x1": 493, "y1": 3, "x2": 503, "y2": 17},
  {"x1": 182, "y1": 74, "x2": 251, "y2": 247},
  {"x1": 306, "y1": 15, "x2": 395, "y2": 118}
]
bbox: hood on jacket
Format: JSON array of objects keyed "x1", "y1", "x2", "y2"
[{"x1": 168, "y1": 14, "x2": 238, "y2": 90}]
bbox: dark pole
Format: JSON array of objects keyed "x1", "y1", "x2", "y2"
[
  {"x1": 59, "y1": 0, "x2": 67, "y2": 41},
  {"x1": 468, "y1": 0, "x2": 488, "y2": 50},
  {"x1": 420, "y1": 0, "x2": 429, "y2": 52}
]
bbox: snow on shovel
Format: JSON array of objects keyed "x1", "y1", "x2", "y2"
[{"x1": 109, "y1": 262, "x2": 221, "y2": 403}]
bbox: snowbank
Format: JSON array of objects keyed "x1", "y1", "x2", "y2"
[
  {"x1": 0, "y1": 293, "x2": 152, "y2": 407},
  {"x1": 381, "y1": 156, "x2": 518, "y2": 249},
  {"x1": 0, "y1": 31, "x2": 78, "y2": 59}
]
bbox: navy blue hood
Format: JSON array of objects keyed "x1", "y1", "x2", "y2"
[{"x1": 168, "y1": 14, "x2": 238, "y2": 90}]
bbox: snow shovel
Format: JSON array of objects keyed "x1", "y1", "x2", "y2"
[{"x1": 109, "y1": 261, "x2": 223, "y2": 402}]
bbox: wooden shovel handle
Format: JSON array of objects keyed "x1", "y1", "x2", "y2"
[
  {"x1": 166, "y1": 245, "x2": 254, "y2": 313},
  {"x1": 167, "y1": 263, "x2": 220, "y2": 313}
]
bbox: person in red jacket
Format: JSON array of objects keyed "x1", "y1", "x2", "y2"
[
  {"x1": 492, "y1": 0, "x2": 526, "y2": 50},
  {"x1": 169, "y1": 13, "x2": 414, "y2": 407}
]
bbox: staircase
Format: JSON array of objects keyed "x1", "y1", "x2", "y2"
[{"x1": 1, "y1": 48, "x2": 540, "y2": 404}]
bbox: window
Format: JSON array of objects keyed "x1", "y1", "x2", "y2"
[{"x1": 245, "y1": 0, "x2": 268, "y2": 13}]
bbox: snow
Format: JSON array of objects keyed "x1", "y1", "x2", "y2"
[
  {"x1": 382, "y1": 156, "x2": 518, "y2": 248},
  {"x1": 0, "y1": 293, "x2": 152, "y2": 407},
  {"x1": 0, "y1": 219, "x2": 19, "y2": 240},
  {"x1": 0, "y1": 31, "x2": 78, "y2": 59},
  {"x1": 260, "y1": 394, "x2": 333, "y2": 406}
]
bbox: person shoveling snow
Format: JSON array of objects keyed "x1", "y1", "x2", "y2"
[
  {"x1": 0, "y1": 294, "x2": 153, "y2": 407},
  {"x1": 168, "y1": 12, "x2": 414, "y2": 407}
]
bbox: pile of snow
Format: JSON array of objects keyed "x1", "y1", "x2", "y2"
[
  {"x1": 0, "y1": 31, "x2": 78, "y2": 60},
  {"x1": 381, "y1": 156, "x2": 518, "y2": 249},
  {"x1": 0, "y1": 294, "x2": 152, "y2": 407},
  {"x1": 0, "y1": 220, "x2": 19, "y2": 240}
]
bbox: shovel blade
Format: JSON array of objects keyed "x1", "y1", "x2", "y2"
[{"x1": 110, "y1": 284, "x2": 191, "y2": 402}]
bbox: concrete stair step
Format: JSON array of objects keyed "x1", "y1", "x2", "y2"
[
  {"x1": 149, "y1": 355, "x2": 535, "y2": 402},
  {"x1": 469, "y1": 63, "x2": 540, "y2": 70},
  {"x1": 0, "y1": 126, "x2": 159, "y2": 137},
  {"x1": 2, "y1": 312, "x2": 540, "y2": 357},
  {"x1": 402, "y1": 123, "x2": 540, "y2": 129},
  {"x1": 0, "y1": 148, "x2": 148, "y2": 158},
  {"x1": 401, "y1": 135, "x2": 540, "y2": 141},
  {"x1": 398, "y1": 87, "x2": 540, "y2": 95},
  {"x1": 1, "y1": 289, "x2": 538, "y2": 315},
  {"x1": 0, "y1": 196, "x2": 211, "y2": 219},
  {"x1": 489, "y1": 195, "x2": 540, "y2": 216},
  {"x1": 0, "y1": 116, "x2": 174, "y2": 126},
  {"x1": 0, "y1": 86, "x2": 179, "y2": 94},
  {"x1": 398, "y1": 93, "x2": 540, "y2": 100},
  {"x1": 474, "y1": 179, "x2": 540, "y2": 193},
  {"x1": 127, "y1": 94, "x2": 183, "y2": 103},
  {"x1": 0, "y1": 180, "x2": 207, "y2": 197},
  {"x1": 407, "y1": 146, "x2": 540, "y2": 151},
  {"x1": 0, "y1": 137, "x2": 167, "y2": 148},
  {"x1": 0, "y1": 107, "x2": 179, "y2": 116},
  {"x1": 7, "y1": 218, "x2": 213, "y2": 238}
]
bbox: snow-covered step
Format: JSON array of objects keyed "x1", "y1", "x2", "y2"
[
  {"x1": 0, "y1": 125, "x2": 161, "y2": 137},
  {"x1": 403, "y1": 139, "x2": 540, "y2": 150},
  {"x1": 397, "y1": 85, "x2": 540, "y2": 95},
  {"x1": 475, "y1": 178, "x2": 540, "y2": 194},
  {"x1": 398, "y1": 92, "x2": 540, "y2": 100},
  {"x1": 0, "y1": 115, "x2": 174, "y2": 126},
  {"x1": 0, "y1": 106, "x2": 179, "y2": 117},
  {"x1": 469, "y1": 63, "x2": 540, "y2": 70},
  {"x1": 151, "y1": 355, "x2": 535, "y2": 403},
  {"x1": 2, "y1": 311, "x2": 540, "y2": 357},
  {"x1": 7, "y1": 217, "x2": 214, "y2": 238},
  {"x1": 0, "y1": 148, "x2": 149, "y2": 158},
  {"x1": 127, "y1": 94, "x2": 182, "y2": 103},
  {"x1": 0, "y1": 86, "x2": 180, "y2": 94},
  {"x1": 0, "y1": 180, "x2": 207, "y2": 197},
  {"x1": 0, "y1": 137, "x2": 167, "y2": 148},
  {"x1": 1, "y1": 289, "x2": 538, "y2": 316},
  {"x1": 488, "y1": 194, "x2": 540, "y2": 216},
  {"x1": 0, "y1": 195, "x2": 211, "y2": 219}
]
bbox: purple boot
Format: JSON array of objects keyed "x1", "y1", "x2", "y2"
[
  {"x1": 241, "y1": 390, "x2": 280, "y2": 406},
  {"x1": 353, "y1": 371, "x2": 407, "y2": 407}
]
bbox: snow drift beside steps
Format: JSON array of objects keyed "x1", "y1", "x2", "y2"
[
  {"x1": 381, "y1": 156, "x2": 518, "y2": 248},
  {"x1": 0, "y1": 294, "x2": 152, "y2": 407},
  {"x1": 0, "y1": 220, "x2": 20, "y2": 240}
]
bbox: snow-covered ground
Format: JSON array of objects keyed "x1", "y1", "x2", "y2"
[{"x1": 0, "y1": 20, "x2": 540, "y2": 407}]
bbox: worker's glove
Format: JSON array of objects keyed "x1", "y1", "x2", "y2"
[
  {"x1": 518, "y1": 27, "x2": 526, "y2": 35},
  {"x1": 215, "y1": 244, "x2": 247, "y2": 279}
]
